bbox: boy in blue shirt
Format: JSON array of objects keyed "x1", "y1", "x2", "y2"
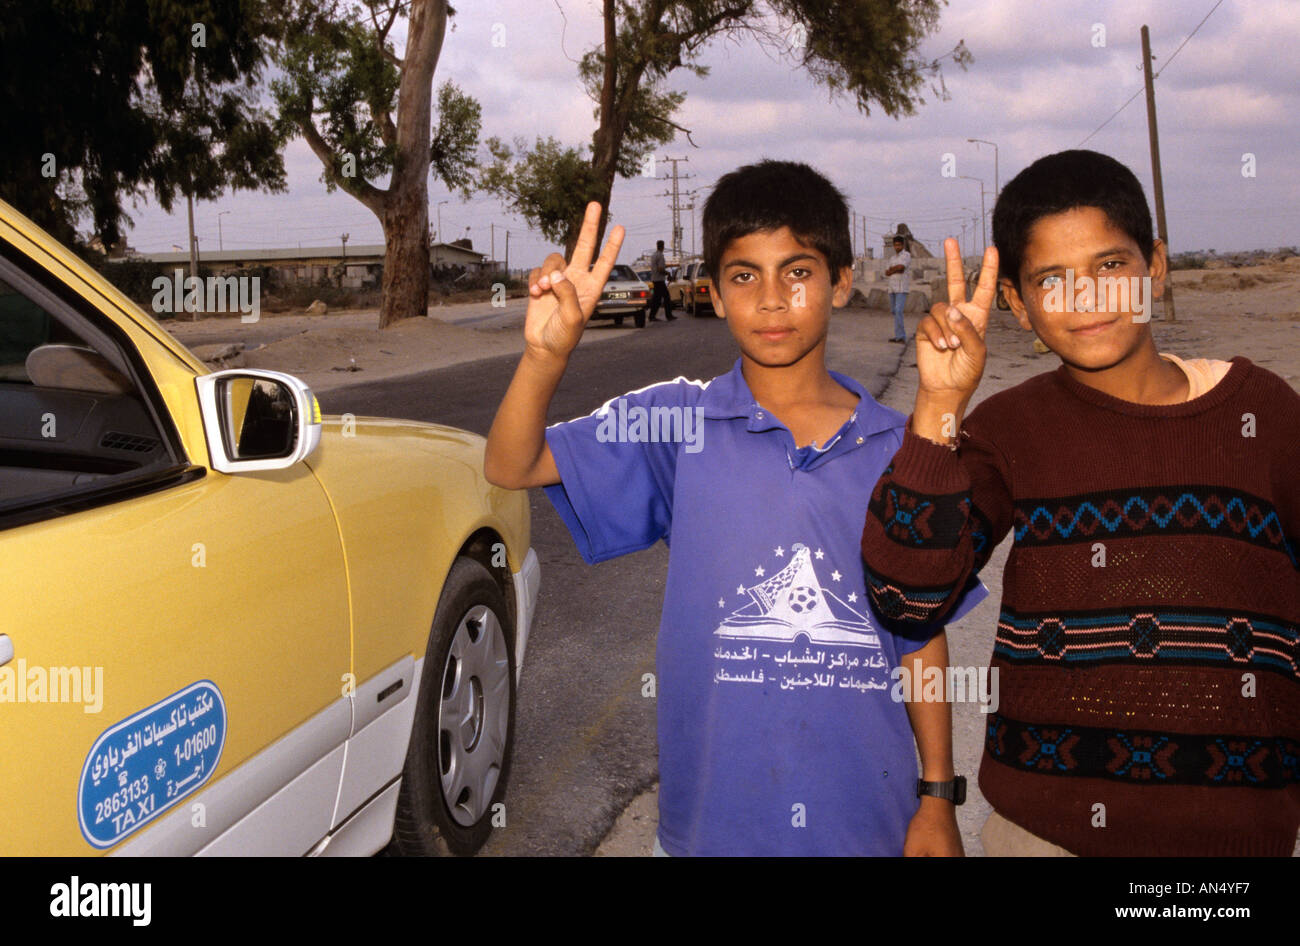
[{"x1": 485, "y1": 160, "x2": 985, "y2": 855}]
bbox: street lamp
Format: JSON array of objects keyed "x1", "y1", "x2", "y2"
[
  {"x1": 434, "y1": 200, "x2": 449, "y2": 266},
  {"x1": 217, "y1": 210, "x2": 231, "y2": 251},
  {"x1": 967, "y1": 138, "x2": 999, "y2": 197},
  {"x1": 957, "y1": 175, "x2": 987, "y2": 249}
]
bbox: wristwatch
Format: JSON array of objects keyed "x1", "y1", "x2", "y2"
[{"x1": 917, "y1": 776, "x2": 966, "y2": 805}]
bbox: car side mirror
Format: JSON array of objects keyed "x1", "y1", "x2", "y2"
[{"x1": 195, "y1": 369, "x2": 322, "y2": 473}]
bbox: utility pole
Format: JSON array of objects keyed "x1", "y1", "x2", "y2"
[
  {"x1": 186, "y1": 190, "x2": 200, "y2": 320},
  {"x1": 435, "y1": 200, "x2": 448, "y2": 268},
  {"x1": 958, "y1": 176, "x2": 987, "y2": 249},
  {"x1": 217, "y1": 210, "x2": 230, "y2": 251},
  {"x1": 659, "y1": 156, "x2": 692, "y2": 263},
  {"x1": 490, "y1": 223, "x2": 496, "y2": 270},
  {"x1": 504, "y1": 230, "x2": 510, "y2": 276},
  {"x1": 686, "y1": 193, "x2": 696, "y2": 258},
  {"x1": 851, "y1": 211, "x2": 858, "y2": 257},
  {"x1": 1141, "y1": 24, "x2": 1176, "y2": 322}
]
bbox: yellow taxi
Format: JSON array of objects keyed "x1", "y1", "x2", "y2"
[
  {"x1": 0, "y1": 198, "x2": 540, "y2": 856},
  {"x1": 669, "y1": 260, "x2": 715, "y2": 317}
]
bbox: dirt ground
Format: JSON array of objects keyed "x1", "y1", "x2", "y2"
[{"x1": 162, "y1": 299, "x2": 641, "y2": 393}]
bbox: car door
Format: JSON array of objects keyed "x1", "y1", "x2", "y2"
[{"x1": 0, "y1": 242, "x2": 351, "y2": 855}]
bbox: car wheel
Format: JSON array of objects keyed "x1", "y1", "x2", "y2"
[
  {"x1": 614, "y1": 315, "x2": 624, "y2": 326},
  {"x1": 392, "y1": 556, "x2": 515, "y2": 856}
]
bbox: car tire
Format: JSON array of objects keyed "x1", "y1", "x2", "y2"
[
  {"x1": 614, "y1": 315, "x2": 624, "y2": 326},
  {"x1": 392, "y1": 556, "x2": 516, "y2": 856}
]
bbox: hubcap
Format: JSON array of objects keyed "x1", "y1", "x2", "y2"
[{"x1": 438, "y1": 605, "x2": 509, "y2": 826}]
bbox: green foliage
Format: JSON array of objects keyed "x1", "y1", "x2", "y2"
[
  {"x1": 1169, "y1": 254, "x2": 1208, "y2": 271},
  {"x1": 479, "y1": 137, "x2": 602, "y2": 245},
  {"x1": 0, "y1": 0, "x2": 289, "y2": 246},
  {"x1": 272, "y1": 12, "x2": 401, "y2": 188},
  {"x1": 430, "y1": 81, "x2": 483, "y2": 194},
  {"x1": 272, "y1": 2, "x2": 481, "y2": 198},
  {"x1": 767, "y1": 0, "x2": 967, "y2": 116},
  {"x1": 484, "y1": 0, "x2": 968, "y2": 247}
]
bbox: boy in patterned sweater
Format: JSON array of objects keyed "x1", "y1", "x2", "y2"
[{"x1": 860, "y1": 149, "x2": 1300, "y2": 856}]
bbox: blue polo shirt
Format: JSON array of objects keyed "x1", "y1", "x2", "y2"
[{"x1": 544, "y1": 358, "x2": 987, "y2": 855}]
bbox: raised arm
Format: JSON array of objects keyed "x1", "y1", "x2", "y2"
[
  {"x1": 484, "y1": 203, "x2": 624, "y2": 489},
  {"x1": 861, "y1": 240, "x2": 1012, "y2": 625},
  {"x1": 912, "y1": 239, "x2": 996, "y2": 444}
]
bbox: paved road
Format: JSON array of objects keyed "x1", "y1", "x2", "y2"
[
  {"x1": 318, "y1": 309, "x2": 904, "y2": 855},
  {"x1": 320, "y1": 316, "x2": 735, "y2": 855}
]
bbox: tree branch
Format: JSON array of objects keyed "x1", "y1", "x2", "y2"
[
  {"x1": 298, "y1": 115, "x2": 387, "y2": 213},
  {"x1": 658, "y1": 114, "x2": 699, "y2": 148},
  {"x1": 369, "y1": 0, "x2": 405, "y2": 67}
]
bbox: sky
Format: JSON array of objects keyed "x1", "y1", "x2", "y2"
[{"x1": 118, "y1": 0, "x2": 1300, "y2": 267}]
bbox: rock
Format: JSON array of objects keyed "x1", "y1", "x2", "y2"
[
  {"x1": 306, "y1": 299, "x2": 328, "y2": 315},
  {"x1": 191, "y1": 342, "x2": 246, "y2": 367}
]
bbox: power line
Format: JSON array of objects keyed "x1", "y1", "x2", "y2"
[
  {"x1": 1155, "y1": 0, "x2": 1227, "y2": 78},
  {"x1": 1078, "y1": 0, "x2": 1226, "y2": 146}
]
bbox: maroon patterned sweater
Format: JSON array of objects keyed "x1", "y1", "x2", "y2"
[{"x1": 860, "y1": 357, "x2": 1300, "y2": 856}]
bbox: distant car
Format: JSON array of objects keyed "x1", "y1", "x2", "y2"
[
  {"x1": 635, "y1": 268, "x2": 651, "y2": 284},
  {"x1": 593, "y1": 264, "x2": 650, "y2": 328},
  {"x1": 672, "y1": 260, "x2": 715, "y2": 317}
]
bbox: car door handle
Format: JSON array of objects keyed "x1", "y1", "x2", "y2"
[{"x1": 0, "y1": 634, "x2": 12, "y2": 667}]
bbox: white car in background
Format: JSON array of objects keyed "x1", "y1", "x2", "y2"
[{"x1": 592, "y1": 264, "x2": 650, "y2": 328}]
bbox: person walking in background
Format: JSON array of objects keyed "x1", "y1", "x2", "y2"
[
  {"x1": 647, "y1": 239, "x2": 676, "y2": 322},
  {"x1": 885, "y1": 235, "x2": 911, "y2": 342}
]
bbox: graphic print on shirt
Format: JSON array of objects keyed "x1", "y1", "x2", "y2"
[{"x1": 713, "y1": 543, "x2": 890, "y2": 694}]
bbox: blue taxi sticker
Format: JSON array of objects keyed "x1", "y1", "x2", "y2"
[{"x1": 77, "y1": 680, "x2": 226, "y2": 849}]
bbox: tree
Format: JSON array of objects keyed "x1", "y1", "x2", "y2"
[
  {"x1": 482, "y1": 0, "x2": 971, "y2": 254},
  {"x1": 0, "y1": 0, "x2": 288, "y2": 249},
  {"x1": 273, "y1": 0, "x2": 481, "y2": 328}
]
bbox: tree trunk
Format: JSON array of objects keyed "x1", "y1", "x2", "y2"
[
  {"x1": 377, "y1": 0, "x2": 447, "y2": 329},
  {"x1": 563, "y1": 0, "x2": 620, "y2": 257},
  {"x1": 380, "y1": 194, "x2": 430, "y2": 327}
]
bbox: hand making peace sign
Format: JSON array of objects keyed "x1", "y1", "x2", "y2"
[
  {"x1": 523, "y1": 201, "x2": 626, "y2": 361},
  {"x1": 915, "y1": 238, "x2": 1000, "y2": 399}
]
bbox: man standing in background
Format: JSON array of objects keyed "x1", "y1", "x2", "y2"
[
  {"x1": 885, "y1": 235, "x2": 911, "y2": 343},
  {"x1": 646, "y1": 239, "x2": 676, "y2": 322}
]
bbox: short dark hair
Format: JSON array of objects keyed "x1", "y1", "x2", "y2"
[
  {"x1": 656, "y1": 240, "x2": 664, "y2": 250},
  {"x1": 703, "y1": 160, "x2": 852, "y2": 286},
  {"x1": 993, "y1": 149, "x2": 1154, "y2": 289}
]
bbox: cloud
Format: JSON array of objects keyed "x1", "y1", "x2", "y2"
[{"x1": 116, "y1": 0, "x2": 1300, "y2": 257}]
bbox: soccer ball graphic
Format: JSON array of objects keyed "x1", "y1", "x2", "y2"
[{"x1": 787, "y1": 586, "x2": 819, "y2": 613}]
